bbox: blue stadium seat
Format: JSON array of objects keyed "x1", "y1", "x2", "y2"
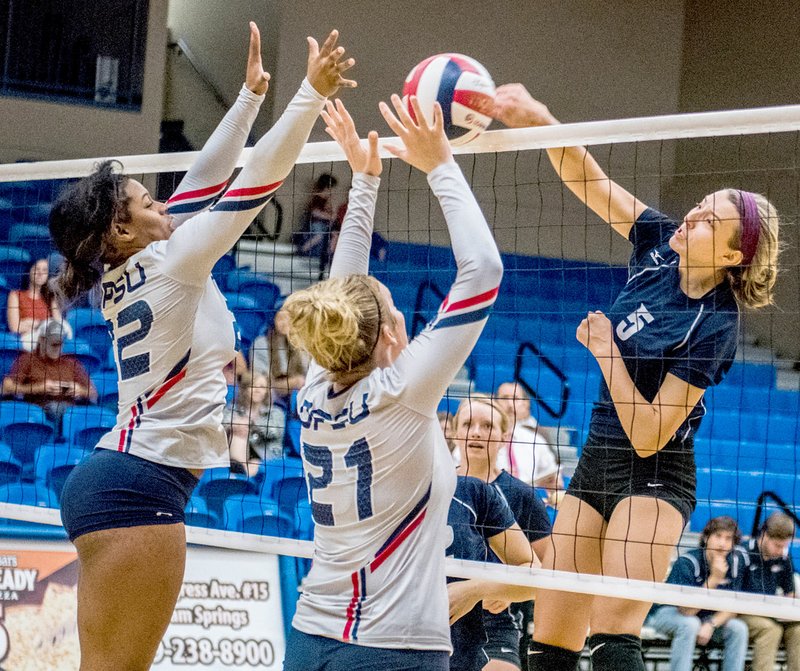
[
  {"x1": 690, "y1": 499, "x2": 758, "y2": 534},
  {"x1": 0, "y1": 245, "x2": 32, "y2": 288},
  {"x1": 272, "y1": 475, "x2": 309, "y2": 514},
  {"x1": 212, "y1": 253, "x2": 237, "y2": 291},
  {"x1": 0, "y1": 331, "x2": 23, "y2": 378},
  {"x1": 7, "y1": 223, "x2": 53, "y2": 262},
  {"x1": 33, "y1": 442, "x2": 88, "y2": 493},
  {"x1": 197, "y1": 468, "x2": 259, "y2": 518},
  {"x1": 66, "y1": 307, "x2": 111, "y2": 360},
  {"x1": 61, "y1": 406, "x2": 116, "y2": 449},
  {"x1": 185, "y1": 496, "x2": 220, "y2": 529},
  {"x1": 223, "y1": 294, "x2": 271, "y2": 349},
  {"x1": 223, "y1": 496, "x2": 292, "y2": 536},
  {"x1": 0, "y1": 481, "x2": 58, "y2": 508},
  {"x1": 0, "y1": 401, "x2": 54, "y2": 469},
  {"x1": 91, "y1": 370, "x2": 119, "y2": 409},
  {"x1": 225, "y1": 271, "x2": 282, "y2": 311},
  {"x1": 0, "y1": 442, "x2": 22, "y2": 486},
  {"x1": 255, "y1": 456, "x2": 304, "y2": 499},
  {"x1": 472, "y1": 364, "x2": 515, "y2": 395}
]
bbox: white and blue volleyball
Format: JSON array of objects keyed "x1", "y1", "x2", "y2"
[{"x1": 402, "y1": 54, "x2": 495, "y2": 146}]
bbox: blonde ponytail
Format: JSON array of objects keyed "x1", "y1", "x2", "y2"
[{"x1": 283, "y1": 275, "x2": 387, "y2": 383}]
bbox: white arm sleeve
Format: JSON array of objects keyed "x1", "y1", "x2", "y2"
[
  {"x1": 166, "y1": 85, "x2": 264, "y2": 226},
  {"x1": 329, "y1": 173, "x2": 380, "y2": 279},
  {"x1": 390, "y1": 161, "x2": 503, "y2": 415},
  {"x1": 162, "y1": 79, "x2": 326, "y2": 285}
]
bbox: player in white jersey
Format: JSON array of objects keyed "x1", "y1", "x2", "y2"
[
  {"x1": 48, "y1": 25, "x2": 356, "y2": 671},
  {"x1": 281, "y1": 96, "x2": 503, "y2": 671}
]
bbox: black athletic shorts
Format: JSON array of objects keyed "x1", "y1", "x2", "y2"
[
  {"x1": 60, "y1": 448, "x2": 198, "y2": 541},
  {"x1": 567, "y1": 430, "x2": 696, "y2": 525}
]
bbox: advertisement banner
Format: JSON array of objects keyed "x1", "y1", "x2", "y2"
[{"x1": 0, "y1": 540, "x2": 285, "y2": 670}]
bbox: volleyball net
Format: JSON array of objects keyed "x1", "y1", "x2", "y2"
[{"x1": 0, "y1": 103, "x2": 798, "y2": 621}]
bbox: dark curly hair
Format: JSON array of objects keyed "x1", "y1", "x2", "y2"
[{"x1": 49, "y1": 160, "x2": 131, "y2": 300}]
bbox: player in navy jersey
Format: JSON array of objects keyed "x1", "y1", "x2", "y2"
[
  {"x1": 280, "y1": 96, "x2": 502, "y2": 671},
  {"x1": 446, "y1": 472, "x2": 536, "y2": 671},
  {"x1": 447, "y1": 396, "x2": 551, "y2": 671},
  {"x1": 492, "y1": 84, "x2": 782, "y2": 671},
  {"x1": 48, "y1": 25, "x2": 355, "y2": 671}
]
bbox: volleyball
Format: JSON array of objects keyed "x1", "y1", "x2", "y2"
[{"x1": 402, "y1": 53, "x2": 495, "y2": 146}]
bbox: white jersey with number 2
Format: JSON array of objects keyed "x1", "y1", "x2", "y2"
[{"x1": 96, "y1": 80, "x2": 326, "y2": 469}]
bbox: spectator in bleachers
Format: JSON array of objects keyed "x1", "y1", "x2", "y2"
[
  {"x1": 225, "y1": 371, "x2": 286, "y2": 477},
  {"x1": 740, "y1": 512, "x2": 799, "y2": 671},
  {"x1": 2, "y1": 320, "x2": 96, "y2": 425},
  {"x1": 495, "y1": 382, "x2": 562, "y2": 494},
  {"x1": 646, "y1": 516, "x2": 749, "y2": 671},
  {"x1": 222, "y1": 350, "x2": 249, "y2": 387},
  {"x1": 7, "y1": 258, "x2": 66, "y2": 350},
  {"x1": 293, "y1": 172, "x2": 338, "y2": 277},
  {"x1": 250, "y1": 306, "x2": 308, "y2": 404}
]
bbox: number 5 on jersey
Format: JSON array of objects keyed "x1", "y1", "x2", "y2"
[{"x1": 303, "y1": 439, "x2": 373, "y2": 526}]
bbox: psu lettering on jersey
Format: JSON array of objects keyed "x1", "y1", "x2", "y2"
[
  {"x1": 299, "y1": 392, "x2": 371, "y2": 430},
  {"x1": 101, "y1": 263, "x2": 148, "y2": 308}
]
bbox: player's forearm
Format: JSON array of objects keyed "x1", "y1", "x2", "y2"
[
  {"x1": 467, "y1": 579, "x2": 536, "y2": 605},
  {"x1": 329, "y1": 173, "x2": 380, "y2": 278},
  {"x1": 597, "y1": 350, "x2": 670, "y2": 456},
  {"x1": 168, "y1": 86, "x2": 265, "y2": 224},
  {"x1": 427, "y1": 161, "x2": 503, "y2": 289}
]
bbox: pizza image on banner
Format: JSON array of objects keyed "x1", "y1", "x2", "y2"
[{"x1": 0, "y1": 549, "x2": 80, "y2": 671}]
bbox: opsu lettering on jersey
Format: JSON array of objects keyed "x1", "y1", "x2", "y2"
[
  {"x1": 298, "y1": 393, "x2": 370, "y2": 430},
  {"x1": 615, "y1": 303, "x2": 654, "y2": 341},
  {"x1": 101, "y1": 263, "x2": 147, "y2": 308}
]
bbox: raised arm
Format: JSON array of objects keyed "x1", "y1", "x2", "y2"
[
  {"x1": 162, "y1": 30, "x2": 357, "y2": 284},
  {"x1": 381, "y1": 95, "x2": 503, "y2": 414},
  {"x1": 321, "y1": 99, "x2": 382, "y2": 278},
  {"x1": 167, "y1": 23, "x2": 270, "y2": 226},
  {"x1": 493, "y1": 83, "x2": 647, "y2": 238}
]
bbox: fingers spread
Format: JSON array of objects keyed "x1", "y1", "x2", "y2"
[
  {"x1": 379, "y1": 101, "x2": 406, "y2": 136},
  {"x1": 320, "y1": 29, "x2": 339, "y2": 57}
]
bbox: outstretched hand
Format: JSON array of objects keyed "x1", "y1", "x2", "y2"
[
  {"x1": 307, "y1": 30, "x2": 357, "y2": 98},
  {"x1": 245, "y1": 22, "x2": 270, "y2": 96},
  {"x1": 379, "y1": 94, "x2": 452, "y2": 174},
  {"x1": 321, "y1": 99, "x2": 381, "y2": 176}
]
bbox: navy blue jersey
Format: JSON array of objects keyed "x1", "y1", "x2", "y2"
[
  {"x1": 483, "y1": 471, "x2": 551, "y2": 633},
  {"x1": 491, "y1": 471, "x2": 552, "y2": 544},
  {"x1": 741, "y1": 537, "x2": 795, "y2": 597},
  {"x1": 651, "y1": 547, "x2": 747, "y2": 620},
  {"x1": 591, "y1": 208, "x2": 740, "y2": 442},
  {"x1": 447, "y1": 476, "x2": 516, "y2": 671}
]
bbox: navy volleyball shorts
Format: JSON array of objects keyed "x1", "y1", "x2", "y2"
[
  {"x1": 60, "y1": 448, "x2": 199, "y2": 542},
  {"x1": 282, "y1": 628, "x2": 450, "y2": 671},
  {"x1": 567, "y1": 431, "x2": 696, "y2": 525}
]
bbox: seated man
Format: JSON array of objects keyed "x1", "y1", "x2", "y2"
[
  {"x1": 495, "y1": 381, "x2": 561, "y2": 491},
  {"x1": 740, "y1": 512, "x2": 799, "y2": 671},
  {"x1": 2, "y1": 320, "x2": 96, "y2": 425},
  {"x1": 646, "y1": 516, "x2": 749, "y2": 671}
]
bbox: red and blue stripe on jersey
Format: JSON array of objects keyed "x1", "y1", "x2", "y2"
[
  {"x1": 167, "y1": 180, "x2": 229, "y2": 216},
  {"x1": 118, "y1": 350, "x2": 191, "y2": 452},
  {"x1": 430, "y1": 285, "x2": 499, "y2": 331},
  {"x1": 212, "y1": 180, "x2": 283, "y2": 212},
  {"x1": 342, "y1": 484, "x2": 432, "y2": 641}
]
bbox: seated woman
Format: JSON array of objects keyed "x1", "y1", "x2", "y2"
[
  {"x1": 225, "y1": 372, "x2": 286, "y2": 476},
  {"x1": 7, "y1": 258, "x2": 66, "y2": 350},
  {"x1": 249, "y1": 306, "x2": 309, "y2": 404}
]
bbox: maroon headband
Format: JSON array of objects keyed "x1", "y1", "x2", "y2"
[{"x1": 737, "y1": 190, "x2": 761, "y2": 267}]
